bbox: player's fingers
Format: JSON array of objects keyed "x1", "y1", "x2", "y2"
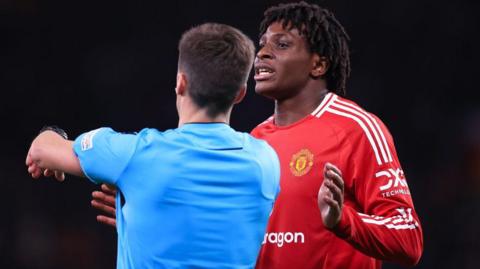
[
  {"x1": 325, "y1": 162, "x2": 342, "y2": 176},
  {"x1": 97, "y1": 215, "x2": 117, "y2": 228},
  {"x1": 318, "y1": 181, "x2": 328, "y2": 195},
  {"x1": 92, "y1": 191, "x2": 101, "y2": 198},
  {"x1": 320, "y1": 182, "x2": 333, "y2": 200},
  {"x1": 91, "y1": 199, "x2": 116, "y2": 216},
  {"x1": 326, "y1": 169, "x2": 344, "y2": 192},
  {"x1": 101, "y1": 184, "x2": 117, "y2": 195},
  {"x1": 324, "y1": 179, "x2": 343, "y2": 205},
  {"x1": 92, "y1": 191, "x2": 116, "y2": 206},
  {"x1": 325, "y1": 167, "x2": 344, "y2": 191},
  {"x1": 323, "y1": 196, "x2": 341, "y2": 213},
  {"x1": 323, "y1": 164, "x2": 342, "y2": 188}
]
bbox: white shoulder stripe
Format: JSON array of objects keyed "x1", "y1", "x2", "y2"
[
  {"x1": 331, "y1": 101, "x2": 389, "y2": 163},
  {"x1": 334, "y1": 99, "x2": 393, "y2": 162},
  {"x1": 311, "y1": 92, "x2": 335, "y2": 118},
  {"x1": 326, "y1": 107, "x2": 383, "y2": 165}
]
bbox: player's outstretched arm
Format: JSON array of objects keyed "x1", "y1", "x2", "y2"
[
  {"x1": 320, "y1": 119, "x2": 423, "y2": 267},
  {"x1": 26, "y1": 129, "x2": 85, "y2": 180},
  {"x1": 91, "y1": 184, "x2": 117, "y2": 228}
]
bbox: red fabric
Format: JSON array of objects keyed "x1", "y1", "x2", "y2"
[{"x1": 252, "y1": 93, "x2": 423, "y2": 269}]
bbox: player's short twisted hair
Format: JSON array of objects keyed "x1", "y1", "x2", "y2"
[
  {"x1": 178, "y1": 23, "x2": 255, "y2": 117},
  {"x1": 260, "y1": 1, "x2": 351, "y2": 96}
]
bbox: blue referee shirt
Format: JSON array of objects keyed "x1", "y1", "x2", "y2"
[{"x1": 73, "y1": 123, "x2": 280, "y2": 269}]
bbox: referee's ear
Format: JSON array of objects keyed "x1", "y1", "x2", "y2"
[
  {"x1": 175, "y1": 72, "x2": 187, "y2": 96},
  {"x1": 233, "y1": 85, "x2": 246, "y2": 105}
]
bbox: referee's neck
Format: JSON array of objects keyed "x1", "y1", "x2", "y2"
[{"x1": 178, "y1": 109, "x2": 230, "y2": 127}]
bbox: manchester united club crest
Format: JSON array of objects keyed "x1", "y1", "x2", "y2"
[{"x1": 289, "y1": 149, "x2": 314, "y2": 177}]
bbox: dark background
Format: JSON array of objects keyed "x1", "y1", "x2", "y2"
[{"x1": 1, "y1": 0, "x2": 479, "y2": 268}]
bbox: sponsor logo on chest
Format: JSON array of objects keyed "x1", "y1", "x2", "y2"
[{"x1": 262, "y1": 232, "x2": 305, "y2": 247}]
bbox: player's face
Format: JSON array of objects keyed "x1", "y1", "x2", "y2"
[{"x1": 254, "y1": 21, "x2": 315, "y2": 100}]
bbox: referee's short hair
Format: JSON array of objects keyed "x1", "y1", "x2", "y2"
[{"x1": 178, "y1": 23, "x2": 255, "y2": 117}]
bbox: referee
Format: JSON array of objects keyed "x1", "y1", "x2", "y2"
[{"x1": 26, "y1": 23, "x2": 280, "y2": 269}]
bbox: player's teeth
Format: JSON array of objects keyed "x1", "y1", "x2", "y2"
[{"x1": 259, "y1": 68, "x2": 272, "y2": 74}]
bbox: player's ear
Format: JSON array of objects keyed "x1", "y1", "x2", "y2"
[
  {"x1": 310, "y1": 54, "x2": 329, "y2": 78},
  {"x1": 233, "y1": 85, "x2": 246, "y2": 104},
  {"x1": 175, "y1": 72, "x2": 187, "y2": 96}
]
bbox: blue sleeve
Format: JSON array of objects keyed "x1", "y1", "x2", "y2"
[
  {"x1": 73, "y1": 127, "x2": 137, "y2": 185},
  {"x1": 258, "y1": 140, "x2": 281, "y2": 200},
  {"x1": 267, "y1": 145, "x2": 281, "y2": 199}
]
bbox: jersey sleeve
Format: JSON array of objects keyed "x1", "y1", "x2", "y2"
[
  {"x1": 73, "y1": 127, "x2": 137, "y2": 185},
  {"x1": 331, "y1": 116, "x2": 424, "y2": 267},
  {"x1": 260, "y1": 140, "x2": 281, "y2": 201}
]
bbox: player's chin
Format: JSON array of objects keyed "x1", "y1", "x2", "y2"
[{"x1": 254, "y1": 81, "x2": 277, "y2": 98}]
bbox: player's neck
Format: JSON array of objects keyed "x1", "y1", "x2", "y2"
[{"x1": 274, "y1": 86, "x2": 329, "y2": 127}]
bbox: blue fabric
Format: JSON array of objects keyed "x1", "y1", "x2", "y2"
[{"x1": 73, "y1": 123, "x2": 280, "y2": 269}]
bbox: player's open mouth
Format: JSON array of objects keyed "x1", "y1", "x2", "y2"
[{"x1": 254, "y1": 65, "x2": 275, "y2": 81}]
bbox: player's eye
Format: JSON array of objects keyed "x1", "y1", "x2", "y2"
[{"x1": 277, "y1": 41, "x2": 290, "y2": 49}]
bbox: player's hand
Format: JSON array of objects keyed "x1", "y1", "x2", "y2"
[
  {"x1": 318, "y1": 162, "x2": 344, "y2": 229},
  {"x1": 91, "y1": 184, "x2": 117, "y2": 228}
]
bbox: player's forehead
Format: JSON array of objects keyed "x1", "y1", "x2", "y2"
[{"x1": 260, "y1": 21, "x2": 304, "y2": 41}]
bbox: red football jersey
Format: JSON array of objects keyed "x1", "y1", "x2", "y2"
[{"x1": 252, "y1": 93, "x2": 423, "y2": 269}]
